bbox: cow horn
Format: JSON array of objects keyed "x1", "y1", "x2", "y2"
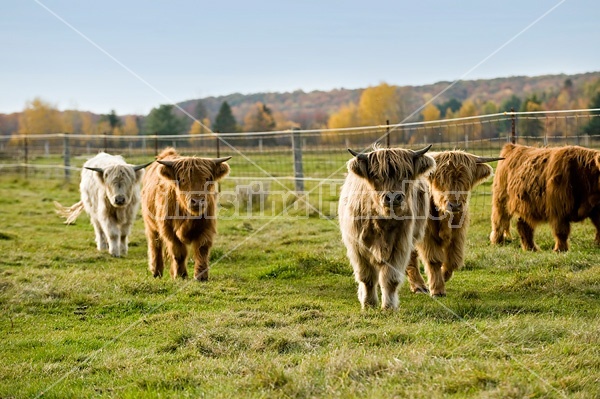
[
  {"x1": 348, "y1": 149, "x2": 368, "y2": 161},
  {"x1": 132, "y1": 161, "x2": 154, "y2": 171},
  {"x1": 412, "y1": 144, "x2": 432, "y2": 158},
  {"x1": 84, "y1": 166, "x2": 104, "y2": 173},
  {"x1": 157, "y1": 160, "x2": 175, "y2": 168},
  {"x1": 212, "y1": 156, "x2": 232, "y2": 164},
  {"x1": 475, "y1": 156, "x2": 504, "y2": 163}
]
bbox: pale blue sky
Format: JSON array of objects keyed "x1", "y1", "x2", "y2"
[{"x1": 1, "y1": 0, "x2": 597, "y2": 115}]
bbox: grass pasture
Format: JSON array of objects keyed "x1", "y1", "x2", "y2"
[{"x1": 0, "y1": 173, "x2": 599, "y2": 398}]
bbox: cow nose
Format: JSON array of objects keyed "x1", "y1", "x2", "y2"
[
  {"x1": 114, "y1": 195, "x2": 126, "y2": 205},
  {"x1": 384, "y1": 192, "x2": 405, "y2": 207},
  {"x1": 446, "y1": 201, "x2": 462, "y2": 212},
  {"x1": 190, "y1": 197, "x2": 205, "y2": 208}
]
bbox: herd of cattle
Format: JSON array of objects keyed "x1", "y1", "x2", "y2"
[{"x1": 55, "y1": 143, "x2": 600, "y2": 310}]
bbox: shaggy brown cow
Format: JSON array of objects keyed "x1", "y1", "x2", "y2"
[
  {"x1": 405, "y1": 151, "x2": 502, "y2": 296},
  {"x1": 142, "y1": 148, "x2": 231, "y2": 280},
  {"x1": 338, "y1": 145, "x2": 435, "y2": 310},
  {"x1": 490, "y1": 143, "x2": 600, "y2": 252}
]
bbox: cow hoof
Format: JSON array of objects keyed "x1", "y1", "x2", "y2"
[
  {"x1": 412, "y1": 287, "x2": 429, "y2": 294},
  {"x1": 432, "y1": 292, "x2": 446, "y2": 298},
  {"x1": 194, "y1": 276, "x2": 208, "y2": 282}
]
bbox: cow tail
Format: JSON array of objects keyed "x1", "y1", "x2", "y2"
[{"x1": 54, "y1": 201, "x2": 85, "y2": 225}]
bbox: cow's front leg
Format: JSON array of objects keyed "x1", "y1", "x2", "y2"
[
  {"x1": 103, "y1": 222, "x2": 121, "y2": 257},
  {"x1": 193, "y1": 244, "x2": 211, "y2": 281},
  {"x1": 379, "y1": 264, "x2": 402, "y2": 310},
  {"x1": 91, "y1": 217, "x2": 108, "y2": 251},
  {"x1": 167, "y1": 240, "x2": 187, "y2": 278},
  {"x1": 424, "y1": 260, "x2": 445, "y2": 297},
  {"x1": 441, "y1": 231, "x2": 466, "y2": 283},
  {"x1": 406, "y1": 250, "x2": 428, "y2": 293},
  {"x1": 119, "y1": 224, "x2": 132, "y2": 256},
  {"x1": 349, "y1": 249, "x2": 378, "y2": 309},
  {"x1": 147, "y1": 229, "x2": 164, "y2": 277}
]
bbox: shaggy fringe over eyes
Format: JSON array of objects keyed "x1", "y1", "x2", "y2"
[{"x1": 367, "y1": 147, "x2": 418, "y2": 179}]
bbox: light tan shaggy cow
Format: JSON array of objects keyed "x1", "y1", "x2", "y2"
[
  {"x1": 405, "y1": 150, "x2": 502, "y2": 297},
  {"x1": 54, "y1": 152, "x2": 152, "y2": 257},
  {"x1": 338, "y1": 145, "x2": 435, "y2": 310},
  {"x1": 142, "y1": 148, "x2": 231, "y2": 281},
  {"x1": 490, "y1": 143, "x2": 600, "y2": 252}
]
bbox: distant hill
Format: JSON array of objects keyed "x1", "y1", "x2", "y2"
[{"x1": 174, "y1": 72, "x2": 600, "y2": 129}]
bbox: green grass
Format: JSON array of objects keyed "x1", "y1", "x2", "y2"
[{"x1": 0, "y1": 173, "x2": 599, "y2": 398}]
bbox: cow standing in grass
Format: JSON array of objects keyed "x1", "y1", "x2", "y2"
[
  {"x1": 405, "y1": 151, "x2": 502, "y2": 297},
  {"x1": 490, "y1": 143, "x2": 600, "y2": 252},
  {"x1": 338, "y1": 145, "x2": 435, "y2": 310},
  {"x1": 54, "y1": 152, "x2": 152, "y2": 257},
  {"x1": 142, "y1": 148, "x2": 231, "y2": 281}
]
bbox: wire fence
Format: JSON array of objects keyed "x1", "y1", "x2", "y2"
[{"x1": 1, "y1": 109, "x2": 599, "y2": 217}]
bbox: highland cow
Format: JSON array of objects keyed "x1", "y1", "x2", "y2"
[
  {"x1": 142, "y1": 148, "x2": 231, "y2": 281},
  {"x1": 405, "y1": 151, "x2": 502, "y2": 296},
  {"x1": 338, "y1": 145, "x2": 435, "y2": 310},
  {"x1": 490, "y1": 143, "x2": 600, "y2": 252},
  {"x1": 54, "y1": 152, "x2": 152, "y2": 257}
]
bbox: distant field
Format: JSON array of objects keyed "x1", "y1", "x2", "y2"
[{"x1": 0, "y1": 173, "x2": 599, "y2": 398}]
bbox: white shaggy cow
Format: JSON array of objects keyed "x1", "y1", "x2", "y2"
[
  {"x1": 338, "y1": 145, "x2": 435, "y2": 310},
  {"x1": 55, "y1": 152, "x2": 152, "y2": 257}
]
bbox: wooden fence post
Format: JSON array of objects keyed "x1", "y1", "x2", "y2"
[
  {"x1": 63, "y1": 133, "x2": 70, "y2": 182},
  {"x1": 292, "y1": 127, "x2": 304, "y2": 193}
]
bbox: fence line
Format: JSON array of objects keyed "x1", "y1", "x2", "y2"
[{"x1": 1, "y1": 109, "x2": 598, "y2": 216}]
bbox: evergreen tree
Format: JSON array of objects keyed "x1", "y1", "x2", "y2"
[
  {"x1": 145, "y1": 104, "x2": 186, "y2": 136},
  {"x1": 213, "y1": 101, "x2": 238, "y2": 133},
  {"x1": 583, "y1": 91, "x2": 600, "y2": 136}
]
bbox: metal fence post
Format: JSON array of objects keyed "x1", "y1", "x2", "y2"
[
  {"x1": 510, "y1": 107, "x2": 516, "y2": 144},
  {"x1": 292, "y1": 127, "x2": 304, "y2": 193},
  {"x1": 23, "y1": 135, "x2": 28, "y2": 178},
  {"x1": 63, "y1": 133, "x2": 70, "y2": 182}
]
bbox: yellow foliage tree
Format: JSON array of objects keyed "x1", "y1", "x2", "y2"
[
  {"x1": 421, "y1": 103, "x2": 441, "y2": 121},
  {"x1": 17, "y1": 97, "x2": 62, "y2": 135},
  {"x1": 358, "y1": 83, "x2": 400, "y2": 126},
  {"x1": 122, "y1": 116, "x2": 140, "y2": 136},
  {"x1": 188, "y1": 118, "x2": 211, "y2": 135},
  {"x1": 243, "y1": 102, "x2": 276, "y2": 132},
  {"x1": 458, "y1": 100, "x2": 482, "y2": 139},
  {"x1": 324, "y1": 102, "x2": 359, "y2": 144}
]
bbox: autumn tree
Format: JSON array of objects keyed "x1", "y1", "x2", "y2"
[
  {"x1": 421, "y1": 103, "x2": 441, "y2": 121},
  {"x1": 325, "y1": 103, "x2": 360, "y2": 144},
  {"x1": 358, "y1": 83, "x2": 401, "y2": 126},
  {"x1": 17, "y1": 97, "x2": 63, "y2": 135},
  {"x1": 519, "y1": 95, "x2": 544, "y2": 137},
  {"x1": 243, "y1": 102, "x2": 276, "y2": 132},
  {"x1": 188, "y1": 119, "x2": 211, "y2": 135},
  {"x1": 213, "y1": 101, "x2": 238, "y2": 133},
  {"x1": 457, "y1": 100, "x2": 482, "y2": 139},
  {"x1": 583, "y1": 91, "x2": 600, "y2": 136},
  {"x1": 122, "y1": 116, "x2": 140, "y2": 136}
]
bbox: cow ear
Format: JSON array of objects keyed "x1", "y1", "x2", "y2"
[
  {"x1": 157, "y1": 162, "x2": 176, "y2": 181},
  {"x1": 473, "y1": 163, "x2": 493, "y2": 185},
  {"x1": 413, "y1": 154, "x2": 435, "y2": 176},
  {"x1": 213, "y1": 162, "x2": 231, "y2": 181}
]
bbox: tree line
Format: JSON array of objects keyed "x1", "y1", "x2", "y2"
[{"x1": 2, "y1": 77, "x2": 599, "y2": 144}]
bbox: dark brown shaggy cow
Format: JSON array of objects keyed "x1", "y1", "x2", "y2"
[
  {"x1": 142, "y1": 148, "x2": 231, "y2": 280},
  {"x1": 490, "y1": 143, "x2": 600, "y2": 252},
  {"x1": 405, "y1": 151, "x2": 502, "y2": 296},
  {"x1": 338, "y1": 145, "x2": 435, "y2": 310}
]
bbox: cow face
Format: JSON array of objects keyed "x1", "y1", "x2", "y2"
[
  {"x1": 158, "y1": 156, "x2": 231, "y2": 216},
  {"x1": 86, "y1": 162, "x2": 152, "y2": 208},
  {"x1": 348, "y1": 145, "x2": 435, "y2": 216},
  {"x1": 429, "y1": 152, "x2": 501, "y2": 215}
]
